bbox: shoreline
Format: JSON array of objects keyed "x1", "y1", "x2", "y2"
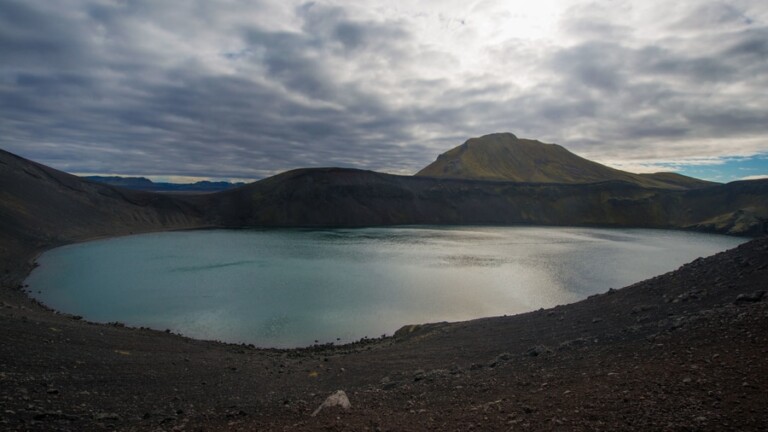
[
  {"x1": 1, "y1": 230, "x2": 767, "y2": 430},
  {"x1": 18, "y1": 226, "x2": 749, "y2": 350}
]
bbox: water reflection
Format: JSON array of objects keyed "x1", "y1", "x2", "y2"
[{"x1": 27, "y1": 227, "x2": 745, "y2": 348}]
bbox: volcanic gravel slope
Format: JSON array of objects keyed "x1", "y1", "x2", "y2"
[{"x1": 0, "y1": 235, "x2": 766, "y2": 431}]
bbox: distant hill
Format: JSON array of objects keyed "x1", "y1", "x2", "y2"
[
  {"x1": 84, "y1": 176, "x2": 245, "y2": 193},
  {"x1": 637, "y1": 172, "x2": 716, "y2": 189},
  {"x1": 416, "y1": 133, "x2": 716, "y2": 189}
]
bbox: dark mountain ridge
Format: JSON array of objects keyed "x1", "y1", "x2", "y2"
[
  {"x1": 202, "y1": 167, "x2": 767, "y2": 235},
  {"x1": 84, "y1": 175, "x2": 245, "y2": 193}
]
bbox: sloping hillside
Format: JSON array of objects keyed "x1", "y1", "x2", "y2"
[
  {"x1": 415, "y1": 133, "x2": 715, "y2": 189},
  {"x1": 0, "y1": 149, "x2": 206, "y2": 282},
  {"x1": 639, "y1": 172, "x2": 717, "y2": 189}
]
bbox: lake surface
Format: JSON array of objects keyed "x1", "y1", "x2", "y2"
[{"x1": 27, "y1": 227, "x2": 745, "y2": 348}]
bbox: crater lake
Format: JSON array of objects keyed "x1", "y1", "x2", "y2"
[{"x1": 26, "y1": 227, "x2": 745, "y2": 348}]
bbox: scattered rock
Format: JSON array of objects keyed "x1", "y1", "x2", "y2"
[
  {"x1": 413, "y1": 369, "x2": 426, "y2": 381},
  {"x1": 557, "y1": 338, "x2": 588, "y2": 351},
  {"x1": 735, "y1": 291, "x2": 765, "y2": 304},
  {"x1": 489, "y1": 352, "x2": 512, "y2": 367},
  {"x1": 526, "y1": 345, "x2": 550, "y2": 357},
  {"x1": 94, "y1": 412, "x2": 121, "y2": 422},
  {"x1": 33, "y1": 411, "x2": 79, "y2": 421},
  {"x1": 311, "y1": 390, "x2": 351, "y2": 417},
  {"x1": 630, "y1": 305, "x2": 654, "y2": 315},
  {"x1": 381, "y1": 377, "x2": 398, "y2": 390}
]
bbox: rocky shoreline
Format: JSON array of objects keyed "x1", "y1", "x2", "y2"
[{"x1": 1, "y1": 233, "x2": 766, "y2": 431}]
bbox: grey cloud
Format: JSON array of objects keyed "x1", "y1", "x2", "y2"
[
  {"x1": 0, "y1": 0, "x2": 423, "y2": 178},
  {"x1": 725, "y1": 28, "x2": 768, "y2": 57},
  {"x1": 633, "y1": 46, "x2": 735, "y2": 82},
  {"x1": 559, "y1": 2, "x2": 631, "y2": 41},
  {"x1": 672, "y1": 2, "x2": 754, "y2": 30},
  {"x1": 549, "y1": 42, "x2": 625, "y2": 91},
  {"x1": 1, "y1": 0, "x2": 767, "y2": 180},
  {"x1": 688, "y1": 107, "x2": 768, "y2": 136},
  {"x1": 530, "y1": 7, "x2": 768, "y2": 157},
  {"x1": 297, "y1": 2, "x2": 409, "y2": 52},
  {"x1": 0, "y1": 1, "x2": 94, "y2": 70}
]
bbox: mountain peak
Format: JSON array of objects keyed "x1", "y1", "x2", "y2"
[{"x1": 416, "y1": 133, "x2": 715, "y2": 189}]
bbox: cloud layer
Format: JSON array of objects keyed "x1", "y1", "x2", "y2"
[{"x1": 1, "y1": 0, "x2": 767, "y2": 180}]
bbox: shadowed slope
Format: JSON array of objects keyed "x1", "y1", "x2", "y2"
[
  {"x1": 0, "y1": 149, "x2": 206, "y2": 282},
  {"x1": 416, "y1": 133, "x2": 716, "y2": 189},
  {"x1": 204, "y1": 167, "x2": 768, "y2": 236}
]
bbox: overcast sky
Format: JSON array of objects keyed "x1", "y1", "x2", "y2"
[{"x1": 1, "y1": 0, "x2": 767, "y2": 182}]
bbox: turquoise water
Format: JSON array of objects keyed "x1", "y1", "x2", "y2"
[{"x1": 26, "y1": 227, "x2": 744, "y2": 348}]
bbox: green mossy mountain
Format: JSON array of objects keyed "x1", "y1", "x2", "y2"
[{"x1": 416, "y1": 133, "x2": 715, "y2": 189}]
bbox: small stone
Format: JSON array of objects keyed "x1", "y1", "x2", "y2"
[
  {"x1": 523, "y1": 406, "x2": 534, "y2": 414},
  {"x1": 382, "y1": 381, "x2": 398, "y2": 390},
  {"x1": 311, "y1": 390, "x2": 351, "y2": 417},
  {"x1": 94, "y1": 412, "x2": 121, "y2": 422},
  {"x1": 734, "y1": 291, "x2": 765, "y2": 303},
  {"x1": 527, "y1": 345, "x2": 549, "y2": 357},
  {"x1": 413, "y1": 370, "x2": 425, "y2": 381}
]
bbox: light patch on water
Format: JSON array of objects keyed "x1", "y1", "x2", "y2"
[
  {"x1": 26, "y1": 226, "x2": 745, "y2": 348},
  {"x1": 170, "y1": 260, "x2": 260, "y2": 272}
]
